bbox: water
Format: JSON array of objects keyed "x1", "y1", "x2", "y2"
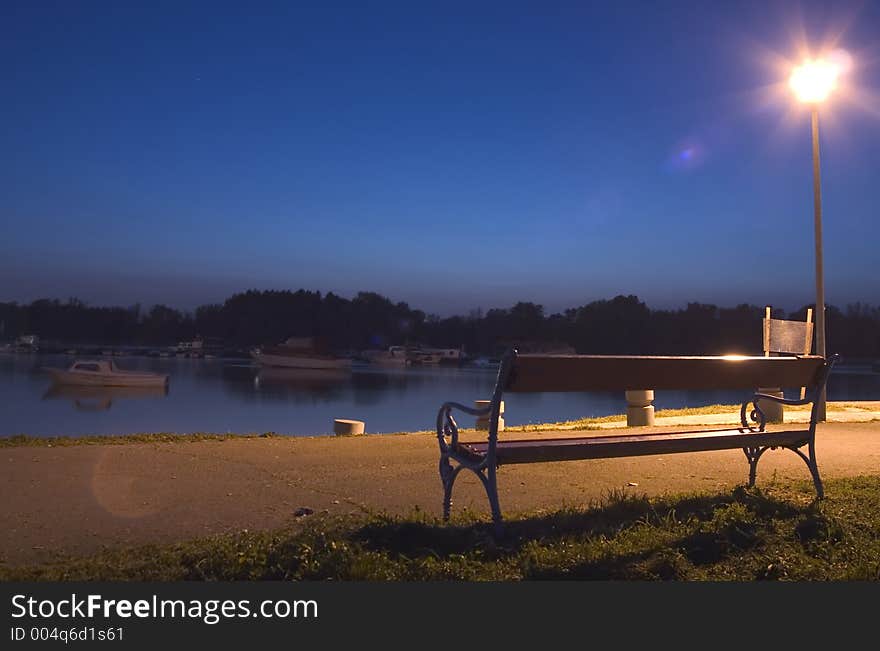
[{"x1": 2, "y1": 354, "x2": 879, "y2": 438}]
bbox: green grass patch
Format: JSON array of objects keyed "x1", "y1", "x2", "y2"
[{"x1": 3, "y1": 476, "x2": 878, "y2": 581}]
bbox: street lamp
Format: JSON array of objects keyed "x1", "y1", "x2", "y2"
[{"x1": 789, "y1": 58, "x2": 840, "y2": 422}]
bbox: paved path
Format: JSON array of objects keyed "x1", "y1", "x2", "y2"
[{"x1": 2, "y1": 420, "x2": 879, "y2": 566}]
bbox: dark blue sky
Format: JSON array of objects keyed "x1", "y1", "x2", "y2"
[{"x1": 2, "y1": 1, "x2": 879, "y2": 316}]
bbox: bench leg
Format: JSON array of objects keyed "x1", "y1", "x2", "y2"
[
  {"x1": 477, "y1": 465, "x2": 504, "y2": 537},
  {"x1": 789, "y1": 444, "x2": 825, "y2": 499},
  {"x1": 439, "y1": 458, "x2": 462, "y2": 521},
  {"x1": 440, "y1": 459, "x2": 504, "y2": 534},
  {"x1": 743, "y1": 446, "x2": 767, "y2": 487},
  {"x1": 809, "y1": 442, "x2": 825, "y2": 499},
  {"x1": 743, "y1": 443, "x2": 824, "y2": 499}
]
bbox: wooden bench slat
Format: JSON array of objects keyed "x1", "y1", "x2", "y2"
[
  {"x1": 504, "y1": 355, "x2": 824, "y2": 392},
  {"x1": 458, "y1": 428, "x2": 809, "y2": 465}
]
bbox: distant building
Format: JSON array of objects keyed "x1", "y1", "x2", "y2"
[
  {"x1": 175, "y1": 336, "x2": 224, "y2": 357},
  {"x1": 14, "y1": 334, "x2": 40, "y2": 352}
]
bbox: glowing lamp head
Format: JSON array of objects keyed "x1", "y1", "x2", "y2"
[{"x1": 789, "y1": 59, "x2": 839, "y2": 103}]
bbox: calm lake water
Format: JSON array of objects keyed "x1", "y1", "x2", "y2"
[{"x1": 2, "y1": 354, "x2": 879, "y2": 438}]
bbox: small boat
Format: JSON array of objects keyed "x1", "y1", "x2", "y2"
[
  {"x1": 251, "y1": 337, "x2": 352, "y2": 370},
  {"x1": 411, "y1": 351, "x2": 442, "y2": 365},
  {"x1": 362, "y1": 346, "x2": 412, "y2": 366},
  {"x1": 175, "y1": 337, "x2": 224, "y2": 358},
  {"x1": 13, "y1": 335, "x2": 40, "y2": 353},
  {"x1": 45, "y1": 359, "x2": 170, "y2": 388},
  {"x1": 418, "y1": 347, "x2": 465, "y2": 364}
]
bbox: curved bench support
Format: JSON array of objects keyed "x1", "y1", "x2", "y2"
[
  {"x1": 743, "y1": 445, "x2": 769, "y2": 487},
  {"x1": 741, "y1": 442, "x2": 824, "y2": 498},
  {"x1": 436, "y1": 403, "x2": 504, "y2": 532}
]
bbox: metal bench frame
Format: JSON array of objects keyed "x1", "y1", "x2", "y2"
[{"x1": 436, "y1": 349, "x2": 839, "y2": 532}]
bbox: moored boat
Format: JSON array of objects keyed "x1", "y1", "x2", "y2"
[
  {"x1": 45, "y1": 360, "x2": 170, "y2": 388},
  {"x1": 251, "y1": 337, "x2": 352, "y2": 370},
  {"x1": 362, "y1": 346, "x2": 412, "y2": 366}
]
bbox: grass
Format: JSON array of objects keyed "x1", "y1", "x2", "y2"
[
  {"x1": 515, "y1": 401, "x2": 877, "y2": 431},
  {"x1": 3, "y1": 476, "x2": 878, "y2": 581}
]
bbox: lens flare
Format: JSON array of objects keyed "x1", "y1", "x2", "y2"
[
  {"x1": 827, "y1": 48, "x2": 853, "y2": 75},
  {"x1": 665, "y1": 141, "x2": 704, "y2": 172}
]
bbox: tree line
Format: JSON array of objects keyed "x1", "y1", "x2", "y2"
[{"x1": 1, "y1": 290, "x2": 878, "y2": 358}]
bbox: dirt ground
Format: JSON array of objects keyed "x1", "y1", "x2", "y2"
[{"x1": 2, "y1": 416, "x2": 879, "y2": 566}]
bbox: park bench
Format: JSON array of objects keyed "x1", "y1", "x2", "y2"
[{"x1": 436, "y1": 351, "x2": 838, "y2": 531}]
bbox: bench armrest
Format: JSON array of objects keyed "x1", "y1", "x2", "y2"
[
  {"x1": 753, "y1": 392, "x2": 812, "y2": 407},
  {"x1": 741, "y1": 354, "x2": 840, "y2": 431},
  {"x1": 437, "y1": 350, "x2": 516, "y2": 465},
  {"x1": 436, "y1": 401, "x2": 491, "y2": 454}
]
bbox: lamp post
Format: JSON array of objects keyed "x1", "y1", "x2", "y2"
[{"x1": 789, "y1": 58, "x2": 839, "y2": 422}]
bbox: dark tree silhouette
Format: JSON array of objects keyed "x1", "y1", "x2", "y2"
[{"x1": 1, "y1": 290, "x2": 877, "y2": 358}]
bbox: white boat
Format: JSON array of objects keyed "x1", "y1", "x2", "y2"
[
  {"x1": 251, "y1": 337, "x2": 352, "y2": 370},
  {"x1": 45, "y1": 360, "x2": 170, "y2": 388},
  {"x1": 412, "y1": 351, "x2": 443, "y2": 365},
  {"x1": 423, "y1": 347, "x2": 464, "y2": 363},
  {"x1": 176, "y1": 336, "x2": 224, "y2": 358},
  {"x1": 411, "y1": 347, "x2": 464, "y2": 365},
  {"x1": 362, "y1": 346, "x2": 412, "y2": 366},
  {"x1": 14, "y1": 334, "x2": 40, "y2": 353}
]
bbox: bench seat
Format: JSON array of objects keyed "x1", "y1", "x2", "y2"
[{"x1": 457, "y1": 427, "x2": 811, "y2": 465}]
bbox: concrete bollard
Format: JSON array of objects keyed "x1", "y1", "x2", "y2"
[
  {"x1": 756, "y1": 388, "x2": 784, "y2": 423},
  {"x1": 474, "y1": 400, "x2": 504, "y2": 432},
  {"x1": 334, "y1": 419, "x2": 365, "y2": 436},
  {"x1": 625, "y1": 390, "x2": 655, "y2": 427}
]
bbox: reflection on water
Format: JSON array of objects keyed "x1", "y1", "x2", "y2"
[
  {"x1": 42, "y1": 383, "x2": 170, "y2": 412},
  {"x1": 253, "y1": 367, "x2": 350, "y2": 400},
  {"x1": 255, "y1": 367, "x2": 350, "y2": 387},
  {"x1": 1, "y1": 353, "x2": 878, "y2": 438}
]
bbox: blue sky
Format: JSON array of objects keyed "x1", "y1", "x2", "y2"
[{"x1": 2, "y1": 1, "x2": 879, "y2": 316}]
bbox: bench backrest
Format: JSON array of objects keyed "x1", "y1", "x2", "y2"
[
  {"x1": 764, "y1": 306, "x2": 813, "y2": 356},
  {"x1": 502, "y1": 353, "x2": 826, "y2": 393}
]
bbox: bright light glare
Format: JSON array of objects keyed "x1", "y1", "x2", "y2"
[{"x1": 789, "y1": 59, "x2": 840, "y2": 103}]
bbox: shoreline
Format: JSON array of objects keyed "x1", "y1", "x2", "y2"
[{"x1": 2, "y1": 400, "x2": 879, "y2": 447}]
